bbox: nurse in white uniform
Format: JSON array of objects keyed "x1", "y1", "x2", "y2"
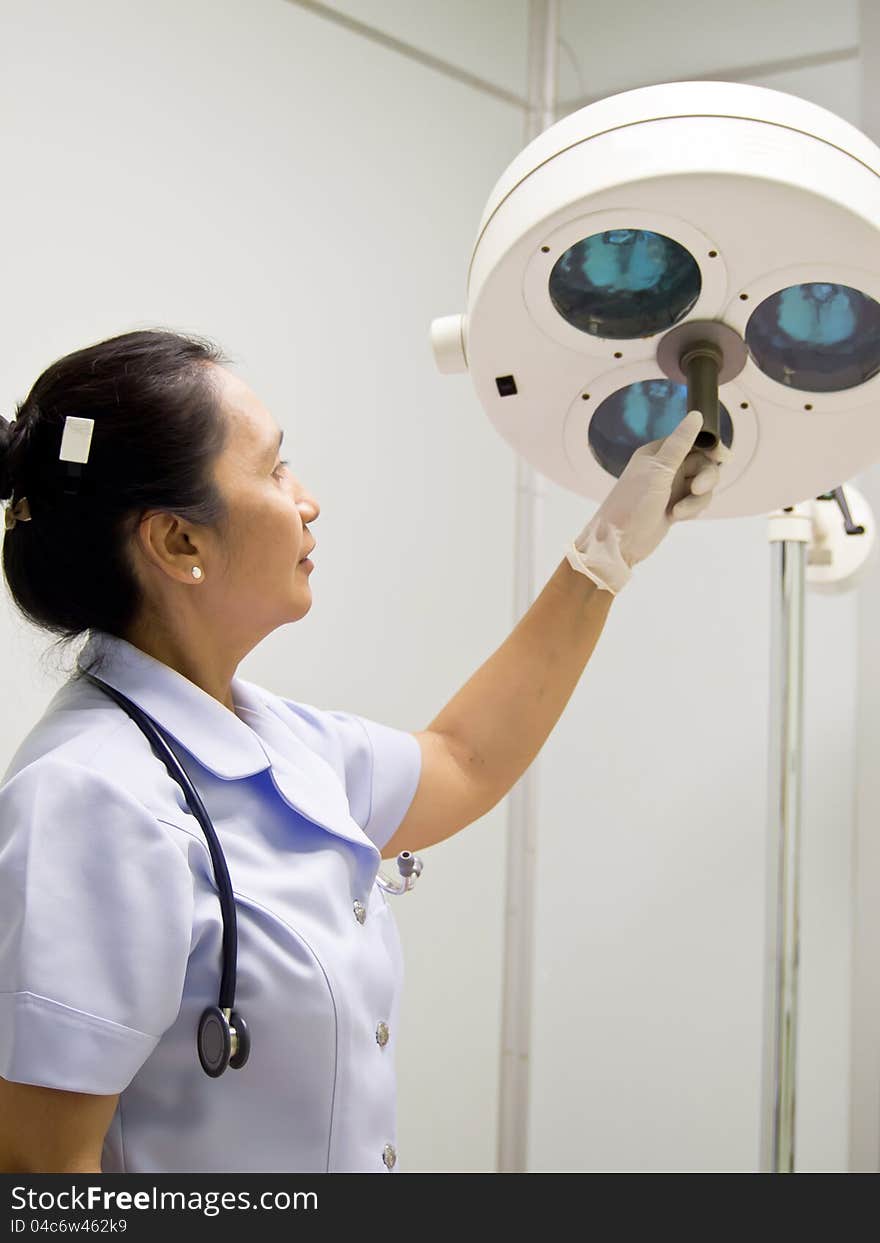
[{"x1": 0, "y1": 329, "x2": 724, "y2": 1174}]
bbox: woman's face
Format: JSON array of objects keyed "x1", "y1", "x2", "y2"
[{"x1": 204, "y1": 365, "x2": 320, "y2": 634}]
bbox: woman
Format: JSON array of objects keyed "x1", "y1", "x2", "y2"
[{"x1": 0, "y1": 329, "x2": 723, "y2": 1174}]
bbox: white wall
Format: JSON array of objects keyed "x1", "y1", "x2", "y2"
[
  {"x1": 0, "y1": 0, "x2": 528, "y2": 1173},
  {"x1": 850, "y1": 0, "x2": 880, "y2": 1175},
  {"x1": 1, "y1": 0, "x2": 869, "y2": 1175},
  {"x1": 557, "y1": 0, "x2": 857, "y2": 102},
  {"x1": 317, "y1": 0, "x2": 529, "y2": 97},
  {"x1": 525, "y1": 0, "x2": 860, "y2": 1173}
]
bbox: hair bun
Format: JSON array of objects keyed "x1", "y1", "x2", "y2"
[{"x1": 0, "y1": 415, "x2": 14, "y2": 502}]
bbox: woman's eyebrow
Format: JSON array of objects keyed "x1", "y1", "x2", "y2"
[{"x1": 267, "y1": 428, "x2": 284, "y2": 460}]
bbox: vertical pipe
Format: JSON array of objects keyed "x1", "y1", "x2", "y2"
[
  {"x1": 496, "y1": 0, "x2": 558, "y2": 1175},
  {"x1": 760, "y1": 535, "x2": 807, "y2": 1172}
]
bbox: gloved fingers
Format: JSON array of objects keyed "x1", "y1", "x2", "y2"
[
  {"x1": 670, "y1": 490, "x2": 714, "y2": 522},
  {"x1": 689, "y1": 461, "x2": 720, "y2": 496},
  {"x1": 650, "y1": 410, "x2": 703, "y2": 471},
  {"x1": 634, "y1": 410, "x2": 702, "y2": 466},
  {"x1": 705, "y1": 441, "x2": 733, "y2": 466},
  {"x1": 678, "y1": 447, "x2": 719, "y2": 483},
  {"x1": 668, "y1": 449, "x2": 718, "y2": 508}
]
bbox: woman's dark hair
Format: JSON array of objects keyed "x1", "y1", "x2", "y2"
[{"x1": 0, "y1": 328, "x2": 232, "y2": 674}]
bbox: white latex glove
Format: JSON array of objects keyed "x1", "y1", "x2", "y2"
[{"x1": 565, "y1": 410, "x2": 730, "y2": 595}]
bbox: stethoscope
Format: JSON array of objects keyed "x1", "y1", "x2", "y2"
[{"x1": 84, "y1": 673, "x2": 423, "y2": 1078}]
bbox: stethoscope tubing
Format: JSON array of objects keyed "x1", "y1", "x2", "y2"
[{"x1": 84, "y1": 673, "x2": 239, "y2": 1011}]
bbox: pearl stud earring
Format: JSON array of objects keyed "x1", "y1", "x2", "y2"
[{"x1": 192, "y1": 566, "x2": 203, "y2": 580}]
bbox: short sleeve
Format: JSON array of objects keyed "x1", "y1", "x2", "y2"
[
  {"x1": 275, "y1": 698, "x2": 422, "y2": 852},
  {"x1": 0, "y1": 758, "x2": 195, "y2": 1095}
]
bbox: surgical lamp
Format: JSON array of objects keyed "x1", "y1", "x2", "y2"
[{"x1": 430, "y1": 80, "x2": 880, "y2": 1173}]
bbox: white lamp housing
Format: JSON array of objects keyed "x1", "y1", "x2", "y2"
[{"x1": 431, "y1": 81, "x2": 880, "y2": 518}]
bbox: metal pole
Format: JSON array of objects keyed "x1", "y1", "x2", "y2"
[
  {"x1": 761, "y1": 512, "x2": 810, "y2": 1172},
  {"x1": 496, "y1": 0, "x2": 558, "y2": 1175}
]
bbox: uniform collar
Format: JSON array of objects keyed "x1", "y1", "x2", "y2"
[
  {"x1": 75, "y1": 630, "x2": 273, "y2": 780},
  {"x1": 74, "y1": 630, "x2": 380, "y2": 861}
]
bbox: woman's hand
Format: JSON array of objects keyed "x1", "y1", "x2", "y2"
[{"x1": 565, "y1": 410, "x2": 729, "y2": 594}]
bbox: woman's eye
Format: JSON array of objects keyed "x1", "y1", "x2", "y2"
[{"x1": 273, "y1": 459, "x2": 290, "y2": 478}]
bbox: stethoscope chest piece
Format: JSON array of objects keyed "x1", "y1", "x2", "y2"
[
  {"x1": 198, "y1": 1005, "x2": 251, "y2": 1077},
  {"x1": 375, "y1": 850, "x2": 424, "y2": 895}
]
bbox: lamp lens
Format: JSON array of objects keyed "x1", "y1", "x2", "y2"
[
  {"x1": 745, "y1": 283, "x2": 880, "y2": 392},
  {"x1": 588, "y1": 379, "x2": 733, "y2": 477},
  {"x1": 549, "y1": 229, "x2": 701, "y2": 339}
]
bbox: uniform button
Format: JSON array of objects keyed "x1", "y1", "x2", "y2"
[
  {"x1": 353, "y1": 900, "x2": 366, "y2": 924},
  {"x1": 376, "y1": 1021, "x2": 389, "y2": 1048},
  {"x1": 382, "y1": 1143, "x2": 397, "y2": 1169}
]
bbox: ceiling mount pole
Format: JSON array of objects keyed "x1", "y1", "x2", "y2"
[{"x1": 496, "y1": 0, "x2": 559, "y2": 1176}]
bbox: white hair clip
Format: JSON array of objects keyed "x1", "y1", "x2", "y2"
[{"x1": 59, "y1": 415, "x2": 95, "y2": 464}]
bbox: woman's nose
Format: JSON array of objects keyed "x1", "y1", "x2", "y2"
[{"x1": 297, "y1": 491, "x2": 320, "y2": 521}]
